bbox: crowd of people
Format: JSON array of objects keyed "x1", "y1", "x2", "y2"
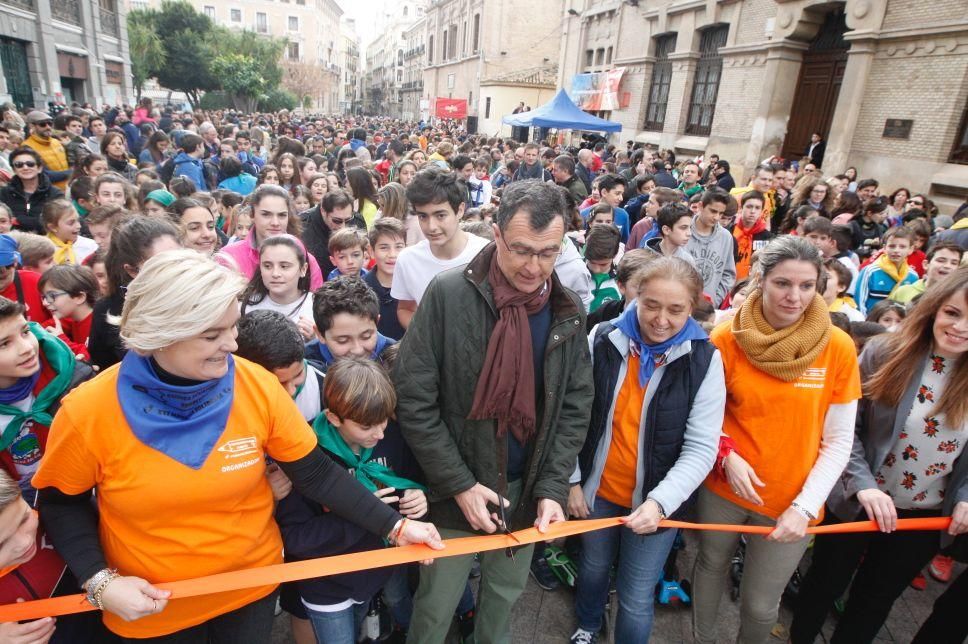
[{"x1": 0, "y1": 97, "x2": 963, "y2": 644}]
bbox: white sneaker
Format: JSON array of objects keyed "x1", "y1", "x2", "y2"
[{"x1": 569, "y1": 628, "x2": 598, "y2": 644}]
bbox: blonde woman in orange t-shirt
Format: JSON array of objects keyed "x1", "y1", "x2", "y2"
[
  {"x1": 32, "y1": 250, "x2": 443, "y2": 642},
  {"x1": 691, "y1": 236, "x2": 861, "y2": 644}
]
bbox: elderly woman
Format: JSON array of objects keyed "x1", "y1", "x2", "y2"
[
  {"x1": 34, "y1": 250, "x2": 442, "y2": 642},
  {"x1": 692, "y1": 236, "x2": 862, "y2": 644},
  {"x1": 569, "y1": 257, "x2": 726, "y2": 644}
]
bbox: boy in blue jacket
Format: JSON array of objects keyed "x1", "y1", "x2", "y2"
[
  {"x1": 853, "y1": 226, "x2": 918, "y2": 314},
  {"x1": 276, "y1": 356, "x2": 426, "y2": 643}
]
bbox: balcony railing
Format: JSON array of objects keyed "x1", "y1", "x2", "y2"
[
  {"x1": 51, "y1": 0, "x2": 81, "y2": 24},
  {"x1": 404, "y1": 44, "x2": 425, "y2": 60},
  {"x1": 100, "y1": 8, "x2": 119, "y2": 36},
  {"x1": 401, "y1": 80, "x2": 424, "y2": 91}
]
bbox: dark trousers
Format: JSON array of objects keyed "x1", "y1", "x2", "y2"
[
  {"x1": 120, "y1": 590, "x2": 278, "y2": 644},
  {"x1": 911, "y1": 566, "x2": 967, "y2": 644},
  {"x1": 790, "y1": 507, "x2": 940, "y2": 644}
]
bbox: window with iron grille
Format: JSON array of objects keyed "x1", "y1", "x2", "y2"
[
  {"x1": 644, "y1": 34, "x2": 676, "y2": 131},
  {"x1": 685, "y1": 25, "x2": 728, "y2": 136}
]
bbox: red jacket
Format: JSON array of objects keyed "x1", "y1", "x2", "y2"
[{"x1": 0, "y1": 270, "x2": 51, "y2": 325}]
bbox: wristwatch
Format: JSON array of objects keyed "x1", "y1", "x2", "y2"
[
  {"x1": 647, "y1": 497, "x2": 666, "y2": 521},
  {"x1": 85, "y1": 568, "x2": 119, "y2": 609}
]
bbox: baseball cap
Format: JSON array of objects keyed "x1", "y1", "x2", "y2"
[{"x1": 0, "y1": 235, "x2": 22, "y2": 268}]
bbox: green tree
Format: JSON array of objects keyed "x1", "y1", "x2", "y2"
[
  {"x1": 127, "y1": 10, "x2": 165, "y2": 102},
  {"x1": 149, "y1": 1, "x2": 220, "y2": 108},
  {"x1": 211, "y1": 53, "x2": 267, "y2": 113}
]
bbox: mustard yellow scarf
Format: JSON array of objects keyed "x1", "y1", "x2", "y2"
[
  {"x1": 47, "y1": 233, "x2": 75, "y2": 265},
  {"x1": 874, "y1": 253, "x2": 909, "y2": 296},
  {"x1": 732, "y1": 289, "x2": 832, "y2": 382}
]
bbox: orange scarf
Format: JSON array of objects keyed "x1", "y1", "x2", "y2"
[{"x1": 732, "y1": 218, "x2": 768, "y2": 279}]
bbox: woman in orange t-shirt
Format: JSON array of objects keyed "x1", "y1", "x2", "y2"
[
  {"x1": 32, "y1": 250, "x2": 443, "y2": 642},
  {"x1": 691, "y1": 236, "x2": 861, "y2": 644}
]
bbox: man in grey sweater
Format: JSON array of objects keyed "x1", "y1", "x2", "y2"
[{"x1": 687, "y1": 189, "x2": 736, "y2": 307}]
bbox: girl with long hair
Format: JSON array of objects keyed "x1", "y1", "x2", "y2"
[
  {"x1": 241, "y1": 235, "x2": 315, "y2": 340},
  {"x1": 68, "y1": 153, "x2": 108, "y2": 185},
  {"x1": 792, "y1": 265, "x2": 968, "y2": 644},
  {"x1": 276, "y1": 153, "x2": 298, "y2": 190},
  {"x1": 100, "y1": 131, "x2": 138, "y2": 182},
  {"x1": 791, "y1": 175, "x2": 834, "y2": 219},
  {"x1": 218, "y1": 184, "x2": 324, "y2": 289},
  {"x1": 138, "y1": 131, "x2": 171, "y2": 173},
  {"x1": 346, "y1": 166, "x2": 379, "y2": 228},
  {"x1": 168, "y1": 197, "x2": 219, "y2": 256}
]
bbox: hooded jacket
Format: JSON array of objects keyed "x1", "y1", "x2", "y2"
[
  {"x1": 686, "y1": 218, "x2": 737, "y2": 306},
  {"x1": 171, "y1": 151, "x2": 206, "y2": 190}
]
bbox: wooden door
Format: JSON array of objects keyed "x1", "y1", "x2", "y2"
[{"x1": 781, "y1": 10, "x2": 849, "y2": 164}]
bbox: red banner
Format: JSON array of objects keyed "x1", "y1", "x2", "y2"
[{"x1": 434, "y1": 97, "x2": 468, "y2": 119}]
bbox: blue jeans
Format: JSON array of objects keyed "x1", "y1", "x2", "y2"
[
  {"x1": 382, "y1": 567, "x2": 413, "y2": 630},
  {"x1": 306, "y1": 601, "x2": 368, "y2": 644},
  {"x1": 575, "y1": 496, "x2": 678, "y2": 641}
]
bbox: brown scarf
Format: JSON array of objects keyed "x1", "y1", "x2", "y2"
[
  {"x1": 467, "y1": 249, "x2": 551, "y2": 443},
  {"x1": 731, "y1": 289, "x2": 831, "y2": 382}
]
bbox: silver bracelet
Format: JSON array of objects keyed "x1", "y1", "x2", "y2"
[
  {"x1": 791, "y1": 501, "x2": 817, "y2": 521},
  {"x1": 85, "y1": 568, "x2": 119, "y2": 609}
]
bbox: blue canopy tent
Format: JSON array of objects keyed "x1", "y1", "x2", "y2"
[{"x1": 501, "y1": 89, "x2": 622, "y2": 133}]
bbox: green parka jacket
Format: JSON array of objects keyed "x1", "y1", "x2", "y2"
[{"x1": 394, "y1": 243, "x2": 594, "y2": 531}]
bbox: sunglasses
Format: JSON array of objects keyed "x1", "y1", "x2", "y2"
[
  {"x1": 909, "y1": 201, "x2": 924, "y2": 206},
  {"x1": 35, "y1": 121, "x2": 52, "y2": 127},
  {"x1": 12, "y1": 160, "x2": 38, "y2": 169}
]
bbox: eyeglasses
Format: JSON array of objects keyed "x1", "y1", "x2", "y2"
[
  {"x1": 500, "y1": 236, "x2": 561, "y2": 263},
  {"x1": 41, "y1": 291, "x2": 68, "y2": 304},
  {"x1": 12, "y1": 160, "x2": 38, "y2": 169}
]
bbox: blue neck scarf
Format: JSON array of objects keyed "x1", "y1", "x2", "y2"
[
  {"x1": 0, "y1": 372, "x2": 39, "y2": 405},
  {"x1": 117, "y1": 351, "x2": 235, "y2": 469},
  {"x1": 318, "y1": 333, "x2": 392, "y2": 366},
  {"x1": 612, "y1": 303, "x2": 709, "y2": 387}
]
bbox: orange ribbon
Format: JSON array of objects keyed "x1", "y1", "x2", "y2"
[{"x1": 0, "y1": 516, "x2": 951, "y2": 622}]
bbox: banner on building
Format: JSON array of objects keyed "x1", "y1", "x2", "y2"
[
  {"x1": 434, "y1": 97, "x2": 468, "y2": 119},
  {"x1": 569, "y1": 68, "x2": 627, "y2": 111}
]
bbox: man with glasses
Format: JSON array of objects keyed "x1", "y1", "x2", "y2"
[
  {"x1": 0, "y1": 235, "x2": 51, "y2": 324},
  {"x1": 395, "y1": 179, "x2": 593, "y2": 643},
  {"x1": 23, "y1": 111, "x2": 69, "y2": 191},
  {"x1": 300, "y1": 189, "x2": 359, "y2": 277},
  {"x1": 391, "y1": 167, "x2": 489, "y2": 330}
]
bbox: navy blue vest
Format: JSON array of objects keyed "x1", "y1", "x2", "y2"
[{"x1": 579, "y1": 323, "x2": 714, "y2": 518}]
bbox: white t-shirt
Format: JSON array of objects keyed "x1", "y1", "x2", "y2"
[
  {"x1": 390, "y1": 233, "x2": 489, "y2": 304},
  {"x1": 73, "y1": 236, "x2": 98, "y2": 265},
  {"x1": 243, "y1": 291, "x2": 314, "y2": 326}
]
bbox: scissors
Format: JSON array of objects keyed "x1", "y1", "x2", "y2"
[{"x1": 495, "y1": 497, "x2": 522, "y2": 560}]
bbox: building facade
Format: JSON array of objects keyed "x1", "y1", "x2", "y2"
[
  {"x1": 401, "y1": 16, "x2": 426, "y2": 121},
  {"x1": 421, "y1": 0, "x2": 563, "y2": 135},
  {"x1": 340, "y1": 17, "x2": 361, "y2": 114},
  {"x1": 363, "y1": 0, "x2": 426, "y2": 118},
  {"x1": 127, "y1": 0, "x2": 343, "y2": 112},
  {"x1": 558, "y1": 0, "x2": 968, "y2": 210},
  {"x1": 0, "y1": 0, "x2": 132, "y2": 109}
]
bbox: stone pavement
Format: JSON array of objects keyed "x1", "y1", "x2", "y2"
[{"x1": 271, "y1": 531, "x2": 962, "y2": 643}]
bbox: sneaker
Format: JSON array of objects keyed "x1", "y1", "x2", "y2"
[
  {"x1": 909, "y1": 571, "x2": 927, "y2": 591},
  {"x1": 529, "y1": 553, "x2": 560, "y2": 591},
  {"x1": 456, "y1": 609, "x2": 475, "y2": 644},
  {"x1": 929, "y1": 555, "x2": 953, "y2": 583},
  {"x1": 569, "y1": 628, "x2": 598, "y2": 644},
  {"x1": 543, "y1": 545, "x2": 578, "y2": 588}
]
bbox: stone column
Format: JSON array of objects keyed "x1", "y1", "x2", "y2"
[
  {"x1": 662, "y1": 52, "x2": 699, "y2": 148},
  {"x1": 744, "y1": 40, "x2": 807, "y2": 169},
  {"x1": 34, "y1": 0, "x2": 61, "y2": 103},
  {"x1": 822, "y1": 36, "x2": 876, "y2": 174}
]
